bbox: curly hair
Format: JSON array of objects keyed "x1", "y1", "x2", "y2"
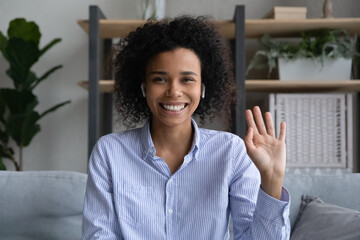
[{"x1": 113, "y1": 16, "x2": 235, "y2": 128}]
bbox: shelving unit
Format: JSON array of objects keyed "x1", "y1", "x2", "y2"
[{"x1": 78, "y1": 6, "x2": 360, "y2": 158}]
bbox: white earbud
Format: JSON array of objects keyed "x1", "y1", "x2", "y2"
[
  {"x1": 141, "y1": 83, "x2": 146, "y2": 97},
  {"x1": 201, "y1": 83, "x2": 205, "y2": 98}
]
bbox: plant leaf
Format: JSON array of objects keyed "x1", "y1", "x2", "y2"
[
  {"x1": 246, "y1": 51, "x2": 269, "y2": 75},
  {"x1": 0, "y1": 89, "x2": 38, "y2": 114},
  {"x1": 0, "y1": 156, "x2": 6, "y2": 170},
  {"x1": 31, "y1": 65, "x2": 63, "y2": 90},
  {"x1": 21, "y1": 112, "x2": 41, "y2": 147},
  {"x1": 0, "y1": 90, "x2": 5, "y2": 122},
  {"x1": 39, "y1": 38, "x2": 61, "y2": 57},
  {"x1": 5, "y1": 39, "x2": 40, "y2": 89},
  {"x1": 0, "y1": 143, "x2": 14, "y2": 159},
  {"x1": 5, "y1": 111, "x2": 41, "y2": 147},
  {"x1": 8, "y1": 18, "x2": 41, "y2": 45},
  {"x1": 39, "y1": 100, "x2": 71, "y2": 119},
  {"x1": 0, "y1": 31, "x2": 8, "y2": 60},
  {"x1": 22, "y1": 71, "x2": 38, "y2": 90}
]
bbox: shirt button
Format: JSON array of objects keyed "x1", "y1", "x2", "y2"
[{"x1": 168, "y1": 209, "x2": 173, "y2": 214}]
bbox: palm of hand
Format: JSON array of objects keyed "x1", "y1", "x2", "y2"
[
  {"x1": 244, "y1": 106, "x2": 286, "y2": 179},
  {"x1": 246, "y1": 129, "x2": 286, "y2": 177}
]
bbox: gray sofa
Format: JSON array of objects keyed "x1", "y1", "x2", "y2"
[
  {"x1": 0, "y1": 171, "x2": 359, "y2": 239},
  {"x1": 0, "y1": 171, "x2": 87, "y2": 240}
]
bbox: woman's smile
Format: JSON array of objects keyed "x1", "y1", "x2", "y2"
[{"x1": 160, "y1": 103, "x2": 187, "y2": 112}]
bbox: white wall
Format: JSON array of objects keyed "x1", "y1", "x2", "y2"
[{"x1": 0, "y1": 0, "x2": 359, "y2": 172}]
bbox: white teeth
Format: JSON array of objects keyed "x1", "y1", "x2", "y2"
[{"x1": 163, "y1": 104, "x2": 185, "y2": 111}]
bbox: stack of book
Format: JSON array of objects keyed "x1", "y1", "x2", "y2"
[{"x1": 263, "y1": 6, "x2": 307, "y2": 20}]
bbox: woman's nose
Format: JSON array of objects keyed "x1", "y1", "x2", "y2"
[{"x1": 166, "y1": 82, "x2": 182, "y2": 97}]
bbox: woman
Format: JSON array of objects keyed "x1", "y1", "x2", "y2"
[{"x1": 82, "y1": 16, "x2": 290, "y2": 240}]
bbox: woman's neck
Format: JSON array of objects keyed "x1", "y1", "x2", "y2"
[{"x1": 150, "y1": 118, "x2": 194, "y2": 159}]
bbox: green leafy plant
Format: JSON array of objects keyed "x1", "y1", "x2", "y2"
[
  {"x1": 0, "y1": 18, "x2": 70, "y2": 171},
  {"x1": 246, "y1": 29, "x2": 359, "y2": 76}
]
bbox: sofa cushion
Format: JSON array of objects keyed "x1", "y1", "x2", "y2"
[
  {"x1": 0, "y1": 171, "x2": 87, "y2": 240},
  {"x1": 290, "y1": 195, "x2": 360, "y2": 240}
]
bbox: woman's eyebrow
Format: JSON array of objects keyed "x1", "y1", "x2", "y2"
[
  {"x1": 150, "y1": 71, "x2": 167, "y2": 75},
  {"x1": 149, "y1": 71, "x2": 198, "y2": 76},
  {"x1": 180, "y1": 71, "x2": 198, "y2": 76}
]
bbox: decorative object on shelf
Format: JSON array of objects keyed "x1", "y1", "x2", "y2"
[
  {"x1": 0, "y1": 18, "x2": 71, "y2": 171},
  {"x1": 263, "y1": 6, "x2": 307, "y2": 20},
  {"x1": 140, "y1": 0, "x2": 166, "y2": 20},
  {"x1": 270, "y1": 93, "x2": 352, "y2": 173},
  {"x1": 246, "y1": 29, "x2": 359, "y2": 80},
  {"x1": 323, "y1": 0, "x2": 334, "y2": 18}
]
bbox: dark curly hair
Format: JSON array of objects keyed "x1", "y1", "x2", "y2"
[{"x1": 113, "y1": 16, "x2": 235, "y2": 128}]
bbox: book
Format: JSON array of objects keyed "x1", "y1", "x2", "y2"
[{"x1": 263, "y1": 7, "x2": 307, "y2": 20}]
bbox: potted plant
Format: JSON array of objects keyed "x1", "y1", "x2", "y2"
[
  {"x1": 0, "y1": 18, "x2": 70, "y2": 171},
  {"x1": 246, "y1": 29, "x2": 359, "y2": 80}
]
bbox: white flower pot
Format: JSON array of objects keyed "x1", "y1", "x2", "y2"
[{"x1": 278, "y1": 58, "x2": 352, "y2": 81}]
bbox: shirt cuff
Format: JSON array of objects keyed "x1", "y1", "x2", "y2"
[{"x1": 255, "y1": 186, "x2": 290, "y2": 225}]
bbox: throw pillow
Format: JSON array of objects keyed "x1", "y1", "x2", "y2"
[{"x1": 290, "y1": 195, "x2": 360, "y2": 240}]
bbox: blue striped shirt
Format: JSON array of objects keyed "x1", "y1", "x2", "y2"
[{"x1": 82, "y1": 119, "x2": 290, "y2": 240}]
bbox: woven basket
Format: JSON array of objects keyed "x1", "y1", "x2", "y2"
[{"x1": 269, "y1": 93, "x2": 352, "y2": 169}]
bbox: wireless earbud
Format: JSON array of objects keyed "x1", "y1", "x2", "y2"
[
  {"x1": 201, "y1": 83, "x2": 205, "y2": 98},
  {"x1": 141, "y1": 83, "x2": 146, "y2": 97}
]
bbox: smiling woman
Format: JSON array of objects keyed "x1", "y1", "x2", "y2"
[{"x1": 82, "y1": 16, "x2": 290, "y2": 240}]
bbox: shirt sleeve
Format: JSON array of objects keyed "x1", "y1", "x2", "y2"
[
  {"x1": 82, "y1": 139, "x2": 123, "y2": 240},
  {"x1": 229, "y1": 138, "x2": 290, "y2": 240}
]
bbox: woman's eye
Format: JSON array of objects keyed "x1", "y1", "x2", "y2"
[
  {"x1": 153, "y1": 77, "x2": 166, "y2": 82},
  {"x1": 183, "y1": 77, "x2": 194, "y2": 82}
]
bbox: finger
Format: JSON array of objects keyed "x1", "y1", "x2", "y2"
[
  {"x1": 265, "y1": 112, "x2": 275, "y2": 137},
  {"x1": 245, "y1": 109, "x2": 259, "y2": 135},
  {"x1": 279, "y1": 121, "x2": 286, "y2": 141},
  {"x1": 244, "y1": 127, "x2": 255, "y2": 151},
  {"x1": 253, "y1": 106, "x2": 267, "y2": 135}
]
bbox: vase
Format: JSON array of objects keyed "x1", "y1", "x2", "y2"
[
  {"x1": 139, "y1": 0, "x2": 166, "y2": 20},
  {"x1": 323, "y1": 0, "x2": 333, "y2": 18}
]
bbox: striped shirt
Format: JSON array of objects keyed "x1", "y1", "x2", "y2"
[{"x1": 82, "y1": 119, "x2": 290, "y2": 240}]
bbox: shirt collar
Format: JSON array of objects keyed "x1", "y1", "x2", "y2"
[{"x1": 140, "y1": 118, "x2": 200, "y2": 160}]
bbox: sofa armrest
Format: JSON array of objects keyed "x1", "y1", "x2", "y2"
[{"x1": 283, "y1": 173, "x2": 360, "y2": 228}]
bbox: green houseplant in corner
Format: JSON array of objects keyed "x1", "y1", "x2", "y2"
[
  {"x1": 246, "y1": 29, "x2": 359, "y2": 80},
  {"x1": 0, "y1": 18, "x2": 70, "y2": 171}
]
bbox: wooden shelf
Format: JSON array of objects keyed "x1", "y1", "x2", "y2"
[
  {"x1": 246, "y1": 18, "x2": 360, "y2": 38},
  {"x1": 246, "y1": 80, "x2": 360, "y2": 92},
  {"x1": 77, "y1": 19, "x2": 236, "y2": 39},
  {"x1": 78, "y1": 80, "x2": 115, "y2": 93},
  {"x1": 78, "y1": 80, "x2": 360, "y2": 93},
  {"x1": 78, "y1": 18, "x2": 360, "y2": 39}
]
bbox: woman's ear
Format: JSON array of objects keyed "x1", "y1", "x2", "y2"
[{"x1": 141, "y1": 83, "x2": 146, "y2": 97}]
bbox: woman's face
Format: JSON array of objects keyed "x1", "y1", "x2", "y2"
[{"x1": 144, "y1": 48, "x2": 202, "y2": 129}]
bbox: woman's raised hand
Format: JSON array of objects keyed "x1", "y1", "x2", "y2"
[{"x1": 244, "y1": 106, "x2": 286, "y2": 200}]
